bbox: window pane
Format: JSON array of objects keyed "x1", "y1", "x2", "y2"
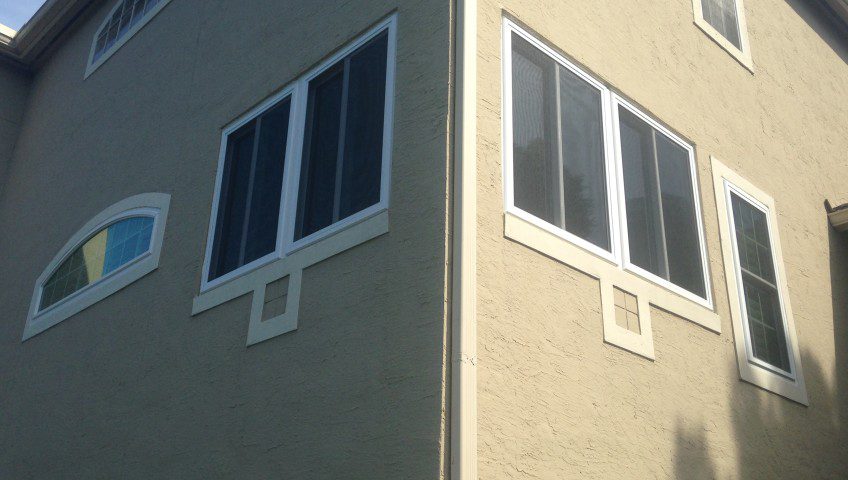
[
  {"x1": 656, "y1": 135, "x2": 706, "y2": 297},
  {"x1": 511, "y1": 34, "x2": 610, "y2": 250},
  {"x1": 209, "y1": 98, "x2": 291, "y2": 281},
  {"x1": 702, "y1": 0, "x2": 742, "y2": 49},
  {"x1": 41, "y1": 216, "x2": 154, "y2": 310},
  {"x1": 339, "y1": 33, "x2": 388, "y2": 219},
  {"x1": 296, "y1": 32, "x2": 389, "y2": 241},
  {"x1": 620, "y1": 107, "x2": 706, "y2": 297},
  {"x1": 730, "y1": 193, "x2": 791, "y2": 372}
]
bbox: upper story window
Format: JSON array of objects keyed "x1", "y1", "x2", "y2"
[
  {"x1": 23, "y1": 193, "x2": 171, "y2": 341},
  {"x1": 202, "y1": 20, "x2": 395, "y2": 292},
  {"x1": 86, "y1": 0, "x2": 172, "y2": 77},
  {"x1": 711, "y1": 158, "x2": 807, "y2": 404},
  {"x1": 691, "y1": 0, "x2": 752, "y2": 70},
  {"x1": 505, "y1": 25, "x2": 712, "y2": 308}
]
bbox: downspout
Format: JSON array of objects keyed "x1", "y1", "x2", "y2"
[{"x1": 451, "y1": 0, "x2": 477, "y2": 479}]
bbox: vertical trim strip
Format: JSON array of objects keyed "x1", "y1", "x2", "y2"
[{"x1": 452, "y1": 0, "x2": 478, "y2": 479}]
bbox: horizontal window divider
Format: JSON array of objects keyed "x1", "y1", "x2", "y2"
[{"x1": 505, "y1": 212, "x2": 721, "y2": 333}]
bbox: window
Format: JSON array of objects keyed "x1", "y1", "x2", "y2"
[
  {"x1": 711, "y1": 158, "x2": 807, "y2": 404},
  {"x1": 504, "y1": 25, "x2": 711, "y2": 307},
  {"x1": 209, "y1": 97, "x2": 291, "y2": 282},
  {"x1": 202, "y1": 18, "x2": 394, "y2": 293},
  {"x1": 86, "y1": 0, "x2": 171, "y2": 77},
  {"x1": 691, "y1": 0, "x2": 752, "y2": 69},
  {"x1": 23, "y1": 193, "x2": 171, "y2": 341}
]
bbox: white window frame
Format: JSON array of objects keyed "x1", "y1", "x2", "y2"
[
  {"x1": 711, "y1": 157, "x2": 807, "y2": 404},
  {"x1": 200, "y1": 16, "x2": 396, "y2": 294},
  {"x1": 502, "y1": 20, "x2": 713, "y2": 310},
  {"x1": 691, "y1": 0, "x2": 753, "y2": 71},
  {"x1": 85, "y1": 0, "x2": 173, "y2": 79},
  {"x1": 22, "y1": 193, "x2": 171, "y2": 341}
]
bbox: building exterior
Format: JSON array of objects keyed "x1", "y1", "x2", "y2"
[{"x1": 0, "y1": 0, "x2": 845, "y2": 478}]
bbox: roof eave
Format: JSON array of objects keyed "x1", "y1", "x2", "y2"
[{"x1": 0, "y1": 0, "x2": 92, "y2": 65}]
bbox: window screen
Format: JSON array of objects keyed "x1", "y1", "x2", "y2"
[
  {"x1": 295, "y1": 31, "x2": 389, "y2": 240},
  {"x1": 701, "y1": 0, "x2": 742, "y2": 49},
  {"x1": 209, "y1": 97, "x2": 291, "y2": 281},
  {"x1": 730, "y1": 192, "x2": 791, "y2": 373},
  {"x1": 510, "y1": 34, "x2": 610, "y2": 251},
  {"x1": 619, "y1": 107, "x2": 706, "y2": 298}
]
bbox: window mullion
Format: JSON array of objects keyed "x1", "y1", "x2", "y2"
[
  {"x1": 650, "y1": 129, "x2": 670, "y2": 279},
  {"x1": 553, "y1": 66, "x2": 566, "y2": 230},
  {"x1": 332, "y1": 59, "x2": 352, "y2": 223},
  {"x1": 239, "y1": 118, "x2": 263, "y2": 265}
]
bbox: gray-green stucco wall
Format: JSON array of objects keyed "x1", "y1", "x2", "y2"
[
  {"x1": 0, "y1": 60, "x2": 30, "y2": 194},
  {"x1": 0, "y1": 1, "x2": 452, "y2": 478}
]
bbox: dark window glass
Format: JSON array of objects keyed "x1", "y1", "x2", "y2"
[
  {"x1": 209, "y1": 98, "x2": 291, "y2": 281},
  {"x1": 701, "y1": 0, "x2": 742, "y2": 49},
  {"x1": 619, "y1": 107, "x2": 706, "y2": 298},
  {"x1": 295, "y1": 32, "x2": 389, "y2": 240},
  {"x1": 730, "y1": 193, "x2": 791, "y2": 372},
  {"x1": 511, "y1": 34, "x2": 610, "y2": 251}
]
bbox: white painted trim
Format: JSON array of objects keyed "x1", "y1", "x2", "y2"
[
  {"x1": 0, "y1": 24, "x2": 16, "y2": 39},
  {"x1": 452, "y1": 1, "x2": 478, "y2": 479},
  {"x1": 22, "y1": 193, "x2": 171, "y2": 341},
  {"x1": 691, "y1": 0, "x2": 754, "y2": 72},
  {"x1": 502, "y1": 21, "x2": 713, "y2": 314},
  {"x1": 711, "y1": 157, "x2": 807, "y2": 405},
  {"x1": 600, "y1": 279, "x2": 655, "y2": 359},
  {"x1": 84, "y1": 0, "x2": 173, "y2": 79}
]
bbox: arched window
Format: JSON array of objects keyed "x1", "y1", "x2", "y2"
[
  {"x1": 86, "y1": 0, "x2": 172, "y2": 77},
  {"x1": 23, "y1": 193, "x2": 170, "y2": 341}
]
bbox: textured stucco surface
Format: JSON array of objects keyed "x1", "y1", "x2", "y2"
[
  {"x1": 0, "y1": 0, "x2": 451, "y2": 478},
  {"x1": 0, "y1": 61, "x2": 31, "y2": 193},
  {"x1": 476, "y1": 0, "x2": 848, "y2": 478}
]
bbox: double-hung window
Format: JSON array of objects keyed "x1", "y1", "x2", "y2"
[
  {"x1": 712, "y1": 158, "x2": 807, "y2": 404},
  {"x1": 202, "y1": 19, "x2": 395, "y2": 292},
  {"x1": 505, "y1": 22, "x2": 711, "y2": 307}
]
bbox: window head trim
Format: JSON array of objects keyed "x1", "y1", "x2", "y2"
[
  {"x1": 199, "y1": 15, "x2": 396, "y2": 294},
  {"x1": 23, "y1": 193, "x2": 171, "y2": 341},
  {"x1": 502, "y1": 19, "x2": 713, "y2": 310},
  {"x1": 85, "y1": 0, "x2": 173, "y2": 79},
  {"x1": 691, "y1": 0, "x2": 753, "y2": 71},
  {"x1": 711, "y1": 157, "x2": 807, "y2": 404}
]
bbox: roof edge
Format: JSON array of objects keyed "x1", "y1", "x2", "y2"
[{"x1": 0, "y1": 0, "x2": 92, "y2": 65}]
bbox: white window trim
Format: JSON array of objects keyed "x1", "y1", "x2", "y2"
[
  {"x1": 22, "y1": 193, "x2": 171, "y2": 341},
  {"x1": 84, "y1": 0, "x2": 173, "y2": 79},
  {"x1": 691, "y1": 0, "x2": 753, "y2": 72},
  {"x1": 502, "y1": 20, "x2": 716, "y2": 344},
  {"x1": 711, "y1": 157, "x2": 808, "y2": 405},
  {"x1": 195, "y1": 15, "x2": 397, "y2": 346}
]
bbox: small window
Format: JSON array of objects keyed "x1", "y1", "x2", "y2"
[
  {"x1": 295, "y1": 31, "x2": 389, "y2": 241},
  {"x1": 504, "y1": 26, "x2": 711, "y2": 307},
  {"x1": 209, "y1": 97, "x2": 292, "y2": 282},
  {"x1": 692, "y1": 0, "x2": 752, "y2": 69},
  {"x1": 86, "y1": 0, "x2": 171, "y2": 77},
  {"x1": 201, "y1": 18, "x2": 394, "y2": 293},
  {"x1": 23, "y1": 193, "x2": 171, "y2": 341},
  {"x1": 711, "y1": 158, "x2": 807, "y2": 404}
]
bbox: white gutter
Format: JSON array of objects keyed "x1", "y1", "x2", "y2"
[{"x1": 451, "y1": 0, "x2": 478, "y2": 479}]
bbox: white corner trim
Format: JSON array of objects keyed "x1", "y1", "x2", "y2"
[
  {"x1": 84, "y1": 0, "x2": 173, "y2": 79},
  {"x1": 193, "y1": 209, "x2": 389, "y2": 346},
  {"x1": 691, "y1": 0, "x2": 754, "y2": 72},
  {"x1": 710, "y1": 157, "x2": 808, "y2": 405},
  {"x1": 22, "y1": 193, "x2": 171, "y2": 341},
  {"x1": 452, "y1": 0, "x2": 478, "y2": 479}
]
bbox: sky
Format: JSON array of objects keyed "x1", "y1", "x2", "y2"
[{"x1": 0, "y1": 0, "x2": 47, "y2": 31}]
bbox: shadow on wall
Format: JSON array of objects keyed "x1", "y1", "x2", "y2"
[
  {"x1": 674, "y1": 227, "x2": 848, "y2": 478},
  {"x1": 784, "y1": 0, "x2": 848, "y2": 65}
]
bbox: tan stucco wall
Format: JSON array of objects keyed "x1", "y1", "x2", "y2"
[
  {"x1": 0, "y1": 0, "x2": 452, "y2": 478},
  {"x1": 476, "y1": 0, "x2": 848, "y2": 478}
]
